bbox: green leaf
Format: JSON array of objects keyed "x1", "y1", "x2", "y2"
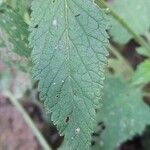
[
  {"x1": 0, "y1": 5, "x2": 31, "y2": 57},
  {"x1": 30, "y1": 0, "x2": 109, "y2": 149},
  {"x1": 133, "y1": 60, "x2": 150, "y2": 85},
  {"x1": 96, "y1": 76, "x2": 150, "y2": 150},
  {"x1": 6, "y1": 0, "x2": 31, "y2": 17},
  {"x1": 136, "y1": 47, "x2": 150, "y2": 57},
  {"x1": 110, "y1": 0, "x2": 150, "y2": 44}
]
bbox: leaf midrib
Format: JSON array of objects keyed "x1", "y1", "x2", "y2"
[
  {"x1": 64, "y1": 0, "x2": 75, "y2": 112},
  {"x1": 63, "y1": 0, "x2": 95, "y2": 119}
]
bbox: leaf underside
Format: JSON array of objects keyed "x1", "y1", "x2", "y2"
[
  {"x1": 97, "y1": 76, "x2": 150, "y2": 150},
  {"x1": 0, "y1": 5, "x2": 30, "y2": 57},
  {"x1": 30, "y1": 0, "x2": 109, "y2": 149}
]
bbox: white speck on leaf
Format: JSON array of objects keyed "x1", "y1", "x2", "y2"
[
  {"x1": 75, "y1": 128, "x2": 80, "y2": 134},
  {"x1": 106, "y1": 8, "x2": 110, "y2": 13},
  {"x1": 52, "y1": 19, "x2": 57, "y2": 26}
]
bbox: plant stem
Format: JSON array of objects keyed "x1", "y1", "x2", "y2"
[
  {"x1": 3, "y1": 91, "x2": 51, "y2": 150},
  {"x1": 109, "y1": 44, "x2": 133, "y2": 74},
  {"x1": 96, "y1": 0, "x2": 150, "y2": 52}
]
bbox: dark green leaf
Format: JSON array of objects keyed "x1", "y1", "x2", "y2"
[{"x1": 30, "y1": 0, "x2": 109, "y2": 149}]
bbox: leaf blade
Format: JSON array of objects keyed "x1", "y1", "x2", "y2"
[
  {"x1": 30, "y1": 0, "x2": 109, "y2": 149},
  {"x1": 97, "y1": 76, "x2": 150, "y2": 150},
  {"x1": 0, "y1": 4, "x2": 31, "y2": 57},
  {"x1": 110, "y1": 0, "x2": 150, "y2": 44},
  {"x1": 133, "y1": 59, "x2": 150, "y2": 85}
]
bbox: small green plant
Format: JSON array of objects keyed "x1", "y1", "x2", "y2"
[{"x1": 0, "y1": 0, "x2": 150, "y2": 150}]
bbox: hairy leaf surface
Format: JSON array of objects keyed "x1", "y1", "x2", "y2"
[
  {"x1": 97, "y1": 76, "x2": 150, "y2": 150},
  {"x1": 110, "y1": 0, "x2": 150, "y2": 44},
  {"x1": 30, "y1": 0, "x2": 109, "y2": 149},
  {"x1": 0, "y1": 5, "x2": 30, "y2": 57}
]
